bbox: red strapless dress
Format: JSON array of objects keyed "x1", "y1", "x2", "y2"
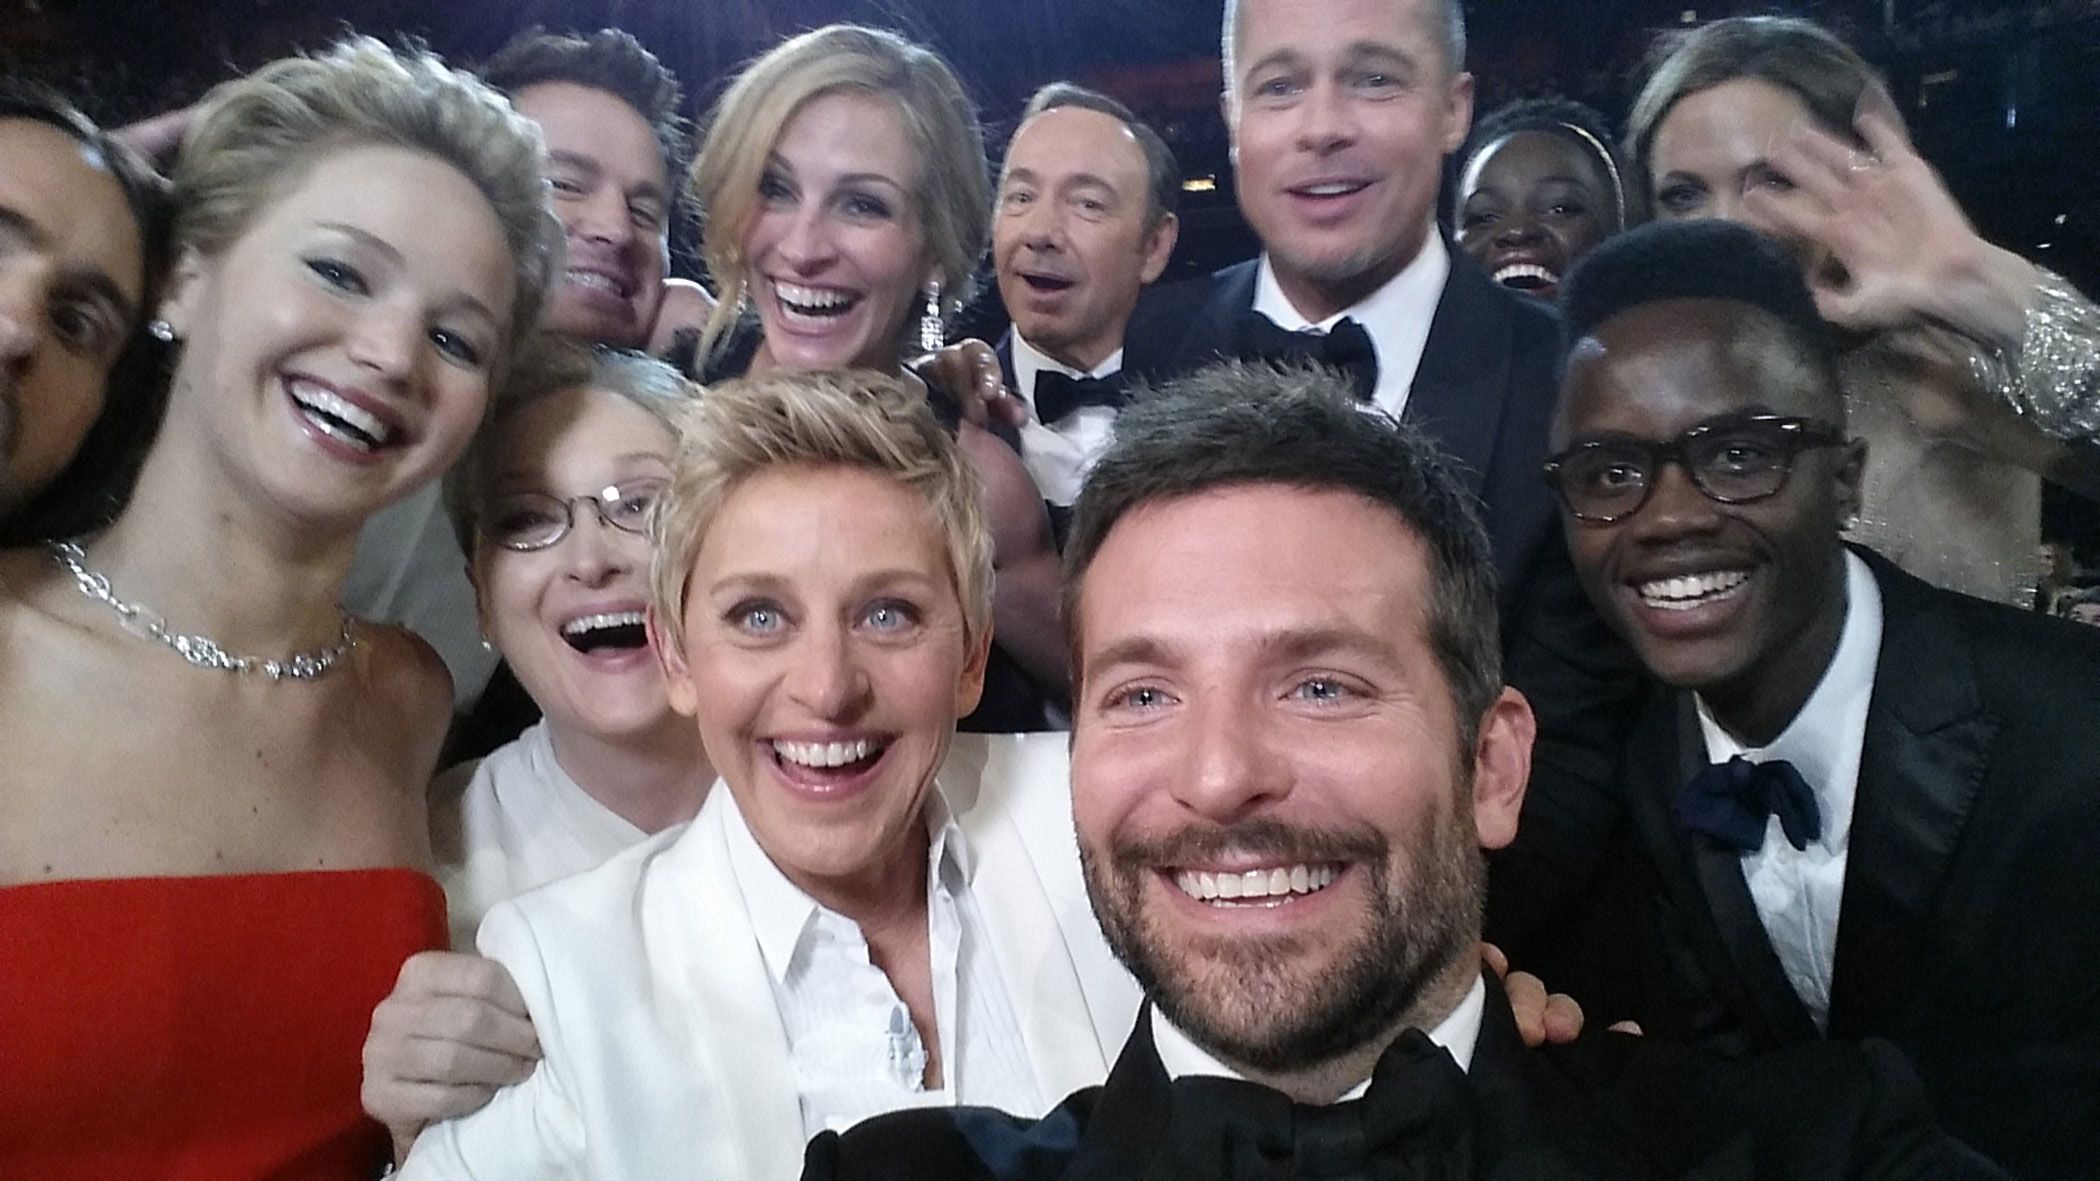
[{"x1": 0, "y1": 868, "x2": 447, "y2": 1180}]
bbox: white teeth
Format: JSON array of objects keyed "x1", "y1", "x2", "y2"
[
  {"x1": 1636, "y1": 569, "x2": 1751, "y2": 610},
  {"x1": 1171, "y1": 863, "x2": 1340, "y2": 904},
  {"x1": 561, "y1": 610, "x2": 645, "y2": 637},
  {"x1": 1300, "y1": 182, "x2": 1362, "y2": 196},
  {"x1": 774, "y1": 281, "x2": 856, "y2": 317},
  {"x1": 565, "y1": 270, "x2": 627, "y2": 296},
  {"x1": 774, "y1": 738, "x2": 882, "y2": 768},
  {"x1": 288, "y1": 381, "x2": 391, "y2": 450},
  {"x1": 1493, "y1": 263, "x2": 1558, "y2": 286}
]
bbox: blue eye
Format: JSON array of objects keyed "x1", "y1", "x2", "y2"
[
  {"x1": 1293, "y1": 677, "x2": 1348, "y2": 703},
  {"x1": 1109, "y1": 684, "x2": 1170, "y2": 711},
  {"x1": 731, "y1": 601, "x2": 785, "y2": 635},
  {"x1": 862, "y1": 600, "x2": 919, "y2": 632},
  {"x1": 430, "y1": 326, "x2": 485, "y2": 368},
  {"x1": 306, "y1": 257, "x2": 368, "y2": 295}
]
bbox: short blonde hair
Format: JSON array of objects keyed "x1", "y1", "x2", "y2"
[
  {"x1": 650, "y1": 368, "x2": 992, "y2": 651},
  {"x1": 445, "y1": 335, "x2": 696, "y2": 551},
  {"x1": 173, "y1": 36, "x2": 564, "y2": 380},
  {"x1": 687, "y1": 25, "x2": 990, "y2": 365}
]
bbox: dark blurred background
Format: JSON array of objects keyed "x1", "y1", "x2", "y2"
[{"x1": 8, "y1": 0, "x2": 2099, "y2": 540}]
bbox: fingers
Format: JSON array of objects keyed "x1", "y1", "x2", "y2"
[
  {"x1": 397, "y1": 950, "x2": 534, "y2": 1023},
  {"x1": 1503, "y1": 969, "x2": 1549, "y2": 1048},
  {"x1": 1852, "y1": 90, "x2": 1914, "y2": 162},
  {"x1": 363, "y1": 957, "x2": 542, "y2": 1135},
  {"x1": 1479, "y1": 940, "x2": 1510, "y2": 979},
  {"x1": 1542, "y1": 994, "x2": 1586, "y2": 1045}
]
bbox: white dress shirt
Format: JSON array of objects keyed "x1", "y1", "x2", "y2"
[
  {"x1": 398, "y1": 732, "x2": 1136, "y2": 1181},
  {"x1": 434, "y1": 720, "x2": 650, "y2": 950},
  {"x1": 1250, "y1": 228, "x2": 1451, "y2": 419},
  {"x1": 1152, "y1": 975, "x2": 1487, "y2": 1099},
  {"x1": 1695, "y1": 550, "x2": 1883, "y2": 1030},
  {"x1": 727, "y1": 789, "x2": 1043, "y2": 1136},
  {"x1": 1010, "y1": 333, "x2": 1123, "y2": 508}
]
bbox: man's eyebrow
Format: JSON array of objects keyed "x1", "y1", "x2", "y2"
[
  {"x1": 1085, "y1": 633, "x2": 1178, "y2": 672},
  {"x1": 0, "y1": 206, "x2": 50, "y2": 250},
  {"x1": 2, "y1": 206, "x2": 136, "y2": 322},
  {"x1": 547, "y1": 149, "x2": 604, "y2": 176},
  {"x1": 1242, "y1": 47, "x2": 1303, "y2": 79}
]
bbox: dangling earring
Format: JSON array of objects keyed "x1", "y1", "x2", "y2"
[
  {"x1": 148, "y1": 319, "x2": 176, "y2": 343},
  {"x1": 918, "y1": 282, "x2": 944, "y2": 353}
]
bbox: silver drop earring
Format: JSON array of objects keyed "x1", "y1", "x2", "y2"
[
  {"x1": 148, "y1": 319, "x2": 176, "y2": 343},
  {"x1": 919, "y1": 282, "x2": 944, "y2": 353}
]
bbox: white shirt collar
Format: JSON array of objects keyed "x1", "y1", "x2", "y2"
[
  {"x1": 1249, "y1": 229, "x2": 1450, "y2": 417},
  {"x1": 1010, "y1": 331, "x2": 1123, "y2": 410},
  {"x1": 724, "y1": 784, "x2": 974, "y2": 987},
  {"x1": 1151, "y1": 974, "x2": 1486, "y2": 1098},
  {"x1": 1696, "y1": 550, "x2": 1883, "y2": 841}
]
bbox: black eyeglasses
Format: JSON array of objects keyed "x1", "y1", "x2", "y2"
[
  {"x1": 1542, "y1": 414, "x2": 1846, "y2": 524},
  {"x1": 482, "y1": 479, "x2": 666, "y2": 551}
]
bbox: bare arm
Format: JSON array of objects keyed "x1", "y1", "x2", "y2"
[{"x1": 956, "y1": 422, "x2": 1068, "y2": 695}]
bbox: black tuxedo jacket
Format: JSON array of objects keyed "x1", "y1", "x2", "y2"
[
  {"x1": 1125, "y1": 247, "x2": 1637, "y2": 819},
  {"x1": 805, "y1": 973, "x2": 2003, "y2": 1180},
  {"x1": 1492, "y1": 549, "x2": 2100, "y2": 1180}
]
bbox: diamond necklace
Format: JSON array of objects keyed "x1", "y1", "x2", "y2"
[{"x1": 48, "y1": 539, "x2": 357, "y2": 681}]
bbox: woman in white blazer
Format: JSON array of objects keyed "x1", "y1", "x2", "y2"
[{"x1": 397, "y1": 368, "x2": 1137, "y2": 1179}]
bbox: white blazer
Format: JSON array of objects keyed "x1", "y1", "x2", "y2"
[{"x1": 399, "y1": 731, "x2": 1139, "y2": 1181}]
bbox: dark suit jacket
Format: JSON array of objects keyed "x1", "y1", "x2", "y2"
[
  {"x1": 1492, "y1": 548, "x2": 2100, "y2": 1180},
  {"x1": 804, "y1": 973, "x2": 2003, "y2": 1180},
  {"x1": 1126, "y1": 247, "x2": 1637, "y2": 825}
]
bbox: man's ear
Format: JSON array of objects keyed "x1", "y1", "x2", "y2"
[
  {"x1": 1441, "y1": 70, "x2": 1477, "y2": 156},
  {"x1": 1471, "y1": 686, "x2": 1536, "y2": 851},
  {"x1": 1138, "y1": 212, "x2": 1180, "y2": 285},
  {"x1": 1834, "y1": 436, "x2": 1869, "y2": 526},
  {"x1": 648, "y1": 604, "x2": 699, "y2": 718}
]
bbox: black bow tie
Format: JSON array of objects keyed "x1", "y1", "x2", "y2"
[
  {"x1": 1166, "y1": 1028, "x2": 1472, "y2": 1180},
  {"x1": 1678, "y1": 754, "x2": 1822, "y2": 853},
  {"x1": 1033, "y1": 369, "x2": 1125, "y2": 426},
  {"x1": 1231, "y1": 312, "x2": 1380, "y2": 402}
]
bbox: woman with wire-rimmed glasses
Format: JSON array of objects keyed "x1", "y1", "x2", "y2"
[{"x1": 359, "y1": 337, "x2": 715, "y2": 1161}]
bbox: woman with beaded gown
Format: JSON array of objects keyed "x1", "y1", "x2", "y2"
[{"x1": 0, "y1": 41, "x2": 557, "y2": 1178}]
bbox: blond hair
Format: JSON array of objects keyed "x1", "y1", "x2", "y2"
[
  {"x1": 173, "y1": 36, "x2": 563, "y2": 379},
  {"x1": 650, "y1": 368, "x2": 992, "y2": 651},
  {"x1": 687, "y1": 25, "x2": 990, "y2": 365}
]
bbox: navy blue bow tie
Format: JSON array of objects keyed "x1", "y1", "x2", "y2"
[
  {"x1": 1231, "y1": 312, "x2": 1380, "y2": 402},
  {"x1": 1678, "y1": 754, "x2": 1822, "y2": 853},
  {"x1": 1032, "y1": 369, "x2": 1125, "y2": 426}
]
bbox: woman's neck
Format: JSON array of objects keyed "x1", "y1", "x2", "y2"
[
  {"x1": 82, "y1": 411, "x2": 363, "y2": 652},
  {"x1": 545, "y1": 715, "x2": 712, "y2": 835},
  {"x1": 788, "y1": 816, "x2": 932, "y2": 938}
]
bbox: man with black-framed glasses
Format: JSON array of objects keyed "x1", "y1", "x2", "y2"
[{"x1": 1490, "y1": 218, "x2": 2100, "y2": 1178}]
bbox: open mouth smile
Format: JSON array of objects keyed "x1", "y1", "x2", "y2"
[
  {"x1": 1633, "y1": 569, "x2": 1751, "y2": 612},
  {"x1": 1170, "y1": 862, "x2": 1344, "y2": 908},
  {"x1": 286, "y1": 378, "x2": 403, "y2": 456},
  {"x1": 772, "y1": 279, "x2": 861, "y2": 324},
  {"x1": 560, "y1": 609, "x2": 647, "y2": 654}
]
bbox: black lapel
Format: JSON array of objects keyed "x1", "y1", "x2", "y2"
[
  {"x1": 1824, "y1": 550, "x2": 1995, "y2": 1038},
  {"x1": 1400, "y1": 248, "x2": 1511, "y2": 500},
  {"x1": 994, "y1": 331, "x2": 1019, "y2": 396},
  {"x1": 1191, "y1": 260, "x2": 1260, "y2": 368},
  {"x1": 1062, "y1": 1005, "x2": 1178, "y2": 1178},
  {"x1": 1624, "y1": 690, "x2": 1821, "y2": 1047}
]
